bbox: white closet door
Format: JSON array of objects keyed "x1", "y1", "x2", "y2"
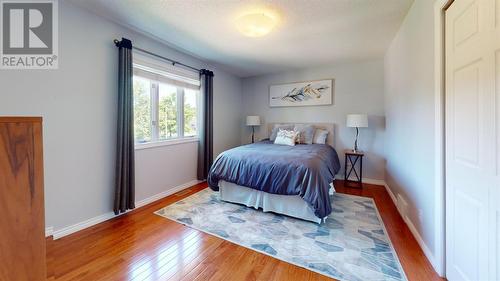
[{"x1": 445, "y1": 0, "x2": 499, "y2": 280}]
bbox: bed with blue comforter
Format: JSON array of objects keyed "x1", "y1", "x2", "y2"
[{"x1": 207, "y1": 140, "x2": 341, "y2": 219}]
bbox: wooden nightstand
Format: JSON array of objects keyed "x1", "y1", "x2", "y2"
[{"x1": 344, "y1": 149, "x2": 364, "y2": 188}]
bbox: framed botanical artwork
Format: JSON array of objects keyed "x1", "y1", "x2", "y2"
[{"x1": 269, "y1": 79, "x2": 334, "y2": 107}]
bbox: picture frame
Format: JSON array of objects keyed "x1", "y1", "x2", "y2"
[{"x1": 269, "y1": 79, "x2": 334, "y2": 107}]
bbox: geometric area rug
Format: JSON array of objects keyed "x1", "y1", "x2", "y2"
[{"x1": 155, "y1": 188, "x2": 407, "y2": 281}]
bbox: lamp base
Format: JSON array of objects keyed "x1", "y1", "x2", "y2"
[{"x1": 353, "y1": 127, "x2": 359, "y2": 153}]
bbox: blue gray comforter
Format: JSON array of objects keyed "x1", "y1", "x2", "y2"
[{"x1": 207, "y1": 141, "x2": 340, "y2": 218}]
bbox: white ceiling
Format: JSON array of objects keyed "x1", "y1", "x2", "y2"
[{"x1": 70, "y1": 0, "x2": 413, "y2": 77}]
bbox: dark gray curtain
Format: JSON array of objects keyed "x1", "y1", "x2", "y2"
[
  {"x1": 197, "y1": 69, "x2": 214, "y2": 180},
  {"x1": 114, "y1": 38, "x2": 135, "y2": 215}
]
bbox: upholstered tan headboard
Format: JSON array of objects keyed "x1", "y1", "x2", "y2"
[{"x1": 267, "y1": 123, "x2": 335, "y2": 147}]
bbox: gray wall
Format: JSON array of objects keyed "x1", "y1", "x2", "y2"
[
  {"x1": 213, "y1": 71, "x2": 244, "y2": 156},
  {"x1": 384, "y1": 0, "x2": 437, "y2": 260},
  {"x1": 241, "y1": 59, "x2": 386, "y2": 180},
  {"x1": 0, "y1": 1, "x2": 242, "y2": 231}
]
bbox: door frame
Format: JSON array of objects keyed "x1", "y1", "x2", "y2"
[{"x1": 434, "y1": 0, "x2": 454, "y2": 277}]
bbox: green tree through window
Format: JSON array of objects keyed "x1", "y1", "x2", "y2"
[
  {"x1": 184, "y1": 89, "x2": 197, "y2": 136},
  {"x1": 158, "y1": 84, "x2": 177, "y2": 139},
  {"x1": 133, "y1": 73, "x2": 199, "y2": 145},
  {"x1": 133, "y1": 77, "x2": 151, "y2": 143}
]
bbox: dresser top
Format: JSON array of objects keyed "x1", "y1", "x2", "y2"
[{"x1": 0, "y1": 117, "x2": 42, "y2": 123}]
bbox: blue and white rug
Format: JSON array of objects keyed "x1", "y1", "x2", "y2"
[{"x1": 155, "y1": 188, "x2": 407, "y2": 281}]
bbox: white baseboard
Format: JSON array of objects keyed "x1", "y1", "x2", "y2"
[
  {"x1": 45, "y1": 226, "x2": 54, "y2": 237},
  {"x1": 383, "y1": 183, "x2": 398, "y2": 204},
  {"x1": 52, "y1": 211, "x2": 117, "y2": 240},
  {"x1": 48, "y1": 179, "x2": 202, "y2": 240},
  {"x1": 361, "y1": 178, "x2": 386, "y2": 186},
  {"x1": 404, "y1": 213, "x2": 439, "y2": 273},
  {"x1": 383, "y1": 183, "x2": 443, "y2": 276},
  {"x1": 135, "y1": 180, "x2": 202, "y2": 208},
  {"x1": 335, "y1": 174, "x2": 385, "y2": 186}
]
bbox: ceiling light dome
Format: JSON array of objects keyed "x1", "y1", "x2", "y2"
[{"x1": 236, "y1": 12, "x2": 277, "y2": 37}]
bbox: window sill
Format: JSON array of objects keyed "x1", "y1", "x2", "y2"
[{"x1": 135, "y1": 137, "x2": 199, "y2": 150}]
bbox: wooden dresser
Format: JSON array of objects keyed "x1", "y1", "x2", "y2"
[{"x1": 0, "y1": 117, "x2": 46, "y2": 281}]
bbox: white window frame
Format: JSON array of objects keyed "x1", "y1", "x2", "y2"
[{"x1": 133, "y1": 63, "x2": 200, "y2": 150}]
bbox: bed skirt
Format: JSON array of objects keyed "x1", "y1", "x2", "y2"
[{"x1": 219, "y1": 181, "x2": 333, "y2": 224}]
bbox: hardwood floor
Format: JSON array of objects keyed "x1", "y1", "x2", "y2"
[{"x1": 46, "y1": 181, "x2": 444, "y2": 281}]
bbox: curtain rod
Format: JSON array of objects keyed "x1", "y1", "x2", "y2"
[{"x1": 113, "y1": 39, "x2": 201, "y2": 73}]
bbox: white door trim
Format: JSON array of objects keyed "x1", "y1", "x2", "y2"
[{"x1": 434, "y1": 0, "x2": 454, "y2": 277}]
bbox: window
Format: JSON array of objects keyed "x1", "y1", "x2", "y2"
[
  {"x1": 133, "y1": 76, "x2": 152, "y2": 143},
  {"x1": 158, "y1": 83, "x2": 178, "y2": 140},
  {"x1": 184, "y1": 89, "x2": 198, "y2": 137},
  {"x1": 132, "y1": 54, "x2": 200, "y2": 147}
]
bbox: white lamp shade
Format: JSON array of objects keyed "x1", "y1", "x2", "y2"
[
  {"x1": 246, "y1": 115, "x2": 261, "y2": 126},
  {"x1": 346, "y1": 114, "x2": 368, "y2": 128}
]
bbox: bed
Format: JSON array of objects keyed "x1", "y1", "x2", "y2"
[{"x1": 207, "y1": 123, "x2": 340, "y2": 224}]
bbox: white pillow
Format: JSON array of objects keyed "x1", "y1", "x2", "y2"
[
  {"x1": 270, "y1": 124, "x2": 294, "y2": 141},
  {"x1": 274, "y1": 129, "x2": 299, "y2": 146},
  {"x1": 312, "y1": 129, "x2": 329, "y2": 144}
]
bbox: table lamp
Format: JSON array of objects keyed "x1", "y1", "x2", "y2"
[
  {"x1": 346, "y1": 114, "x2": 368, "y2": 152},
  {"x1": 246, "y1": 116, "x2": 261, "y2": 143}
]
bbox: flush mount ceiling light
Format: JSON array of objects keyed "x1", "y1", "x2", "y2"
[{"x1": 235, "y1": 12, "x2": 278, "y2": 37}]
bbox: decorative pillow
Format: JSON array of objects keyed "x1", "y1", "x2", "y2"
[
  {"x1": 294, "y1": 124, "x2": 315, "y2": 144},
  {"x1": 312, "y1": 129, "x2": 329, "y2": 144},
  {"x1": 274, "y1": 129, "x2": 299, "y2": 146},
  {"x1": 294, "y1": 131, "x2": 301, "y2": 143},
  {"x1": 270, "y1": 124, "x2": 294, "y2": 141}
]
